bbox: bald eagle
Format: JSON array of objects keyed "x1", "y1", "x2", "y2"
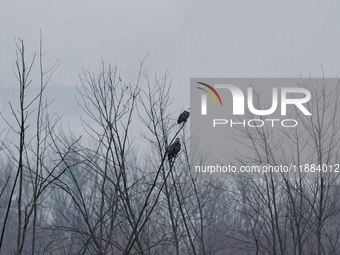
[
  {"x1": 168, "y1": 138, "x2": 181, "y2": 161},
  {"x1": 178, "y1": 108, "x2": 190, "y2": 127}
]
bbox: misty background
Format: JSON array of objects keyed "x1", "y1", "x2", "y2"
[
  {"x1": 2, "y1": 2, "x2": 340, "y2": 254},
  {"x1": 1, "y1": 1, "x2": 340, "y2": 121}
]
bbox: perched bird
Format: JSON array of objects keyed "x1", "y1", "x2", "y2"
[
  {"x1": 178, "y1": 107, "x2": 190, "y2": 127},
  {"x1": 168, "y1": 138, "x2": 181, "y2": 161}
]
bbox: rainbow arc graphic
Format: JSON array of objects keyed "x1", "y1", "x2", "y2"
[{"x1": 196, "y1": 82, "x2": 223, "y2": 106}]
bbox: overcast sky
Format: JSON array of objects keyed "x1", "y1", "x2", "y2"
[{"x1": 1, "y1": 1, "x2": 340, "y2": 138}]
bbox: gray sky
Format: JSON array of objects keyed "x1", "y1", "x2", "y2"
[{"x1": 1, "y1": 1, "x2": 340, "y2": 138}]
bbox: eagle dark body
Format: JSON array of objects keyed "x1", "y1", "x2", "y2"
[
  {"x1": 168, "y1": 138, "x2": 181, "y2": 161},
  {"x1": 177, "y1": 110, "x2": 190, "y2": 124}
]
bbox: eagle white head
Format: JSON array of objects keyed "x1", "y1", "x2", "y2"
[
  {"x1": 175, "y1": 137, "x2": 180, "y2": 142},
  {"x1": 185, "y1": 107, "x2": 191, "y2": 112}
]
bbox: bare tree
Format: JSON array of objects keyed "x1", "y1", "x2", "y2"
[
  {"x1": 0, "y1": 36, "x2": 80, "y2": 255},
  {"x1": 222, "y1": 77, "x2": 340, "y2": 254},
  {"x1": 2, "y1": 36, "x2": 340, "y2": 255}
]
